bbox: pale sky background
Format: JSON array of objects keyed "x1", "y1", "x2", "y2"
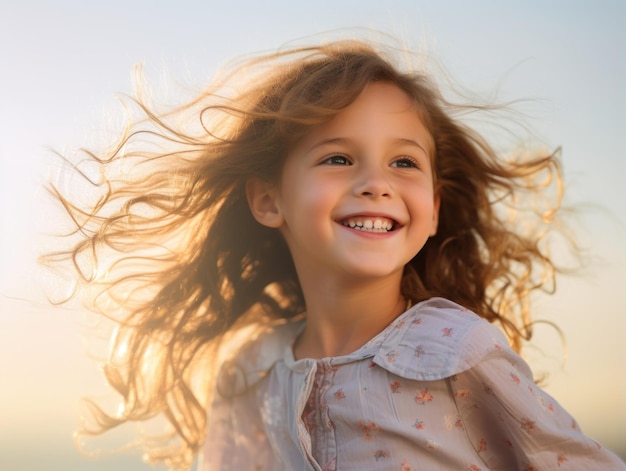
[{"x1": 0, "y1": 1, "x2": 624, "y2": 469}]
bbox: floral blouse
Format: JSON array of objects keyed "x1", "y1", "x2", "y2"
[{"x1": 199, "y1": 297, "x2": 625, "y2": 470}]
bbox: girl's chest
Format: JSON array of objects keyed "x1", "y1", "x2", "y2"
[{"x1": 262, "y1": 359, "x2": 482, "y2": 471}]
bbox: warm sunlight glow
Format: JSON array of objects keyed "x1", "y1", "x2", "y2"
[{"x1": 1, "y1": 2, "x2": 623, "y2": 469}]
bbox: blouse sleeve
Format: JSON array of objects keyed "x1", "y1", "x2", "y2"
[
  {"x1": 198, "y1": 321, "x2": 301, "y2": 470},
  {"x1": 450, "y1": 347, "x2": 626, "y2": 470},
  {"x1": 198, "y1": 385, "x2": 274, "y2": 471}
]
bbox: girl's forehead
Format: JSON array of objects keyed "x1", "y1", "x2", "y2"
[{"x1": 292, "y1": 82, "x2": 434, "y2": 155}]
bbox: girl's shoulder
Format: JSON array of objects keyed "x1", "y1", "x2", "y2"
[
  {"x1": 216, "y1": 319, "x2": 304, "y2": 395},
  {"x1": 372, "y1": 297, "x2": 520, "y2": 381}
]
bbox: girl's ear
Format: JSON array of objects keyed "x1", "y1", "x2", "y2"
[{"x1": 246, "y1": 177, "x2": 284, "y2": 228}]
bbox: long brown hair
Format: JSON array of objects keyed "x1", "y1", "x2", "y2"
[{"x1": 46, "y1": 39, "x2": 564, "y2": 469}]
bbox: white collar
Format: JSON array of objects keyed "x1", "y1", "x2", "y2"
[{"x1": 217, "y1": 297, "x2": 510, "y2": 393}]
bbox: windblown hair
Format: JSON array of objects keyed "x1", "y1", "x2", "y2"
[{"x1": 47, "y1": 39, "x2": 564, "y2": 469}]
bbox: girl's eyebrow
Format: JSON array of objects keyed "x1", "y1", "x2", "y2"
[
  {"x1": 393, "y1": 137, "x2": 429, "y2": 155},
  {"x1": 305, "y1": 136, "x2": 429, "y2": 155}
]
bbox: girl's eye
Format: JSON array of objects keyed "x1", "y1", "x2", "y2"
[
  {"x1": 322, "y1": 154, "x2": 351, "y2": 165},
  {"x1": 391, "y1": 157, "x2": 420, "y2": 169}
]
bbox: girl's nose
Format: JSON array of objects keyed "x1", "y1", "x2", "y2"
[{"x1": 353, "y1": 165, "x2": 393, "y2": 198}]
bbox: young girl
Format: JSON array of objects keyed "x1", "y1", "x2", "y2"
[{"x1": 48, "y1": 39, "x2": 625, "y2": 470}]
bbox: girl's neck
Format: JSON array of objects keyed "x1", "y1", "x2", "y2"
[{"x1": 293, "y1": 273, "x2": 406, "y2": 360}]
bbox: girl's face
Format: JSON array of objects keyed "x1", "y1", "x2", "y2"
[{"x1": 249, "y1": 82, "x2": 439, "y2": 286}]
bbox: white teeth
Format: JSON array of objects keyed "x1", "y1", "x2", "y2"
[{"x1": 342, "y1": 218, "x2": 394, "y2": 232}]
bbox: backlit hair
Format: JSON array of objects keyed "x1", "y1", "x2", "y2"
[{"x1": 47, "y1": 39, "x2": 564, "y2": 469}]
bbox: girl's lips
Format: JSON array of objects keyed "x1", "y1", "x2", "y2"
[{"x1": 339, "y1": 216, "x2": 398, "y2": 232}]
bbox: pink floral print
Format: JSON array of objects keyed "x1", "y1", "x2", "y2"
[{"x1": 201, "y1": 297, "x2": 626, "y2": 471}]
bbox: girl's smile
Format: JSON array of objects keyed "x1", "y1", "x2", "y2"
[
  {"x1": 250, "y1": 81, "x2": 440, "y2": 284},
  {"x1": 340, "y1": 215, "x2": 397, "y2": 234}
]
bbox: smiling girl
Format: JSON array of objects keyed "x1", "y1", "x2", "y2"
[
  {"x1": 249, "y1": 82, "x2": 439, "y2": 361},
  {"x1": 48, "y1": 39, "x2": 625, "y2": 470}
]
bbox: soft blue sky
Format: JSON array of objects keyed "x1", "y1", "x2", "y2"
[{"x1": 1, "y1": 1, "x2": 624, "y2": 469}]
